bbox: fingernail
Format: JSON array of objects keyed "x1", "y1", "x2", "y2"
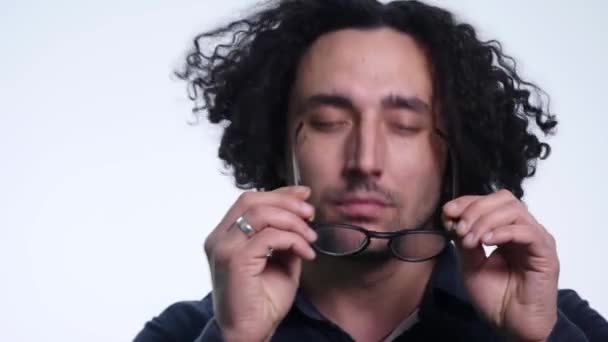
[
  {"x1": 308, "y1": 248, "x2": 317, "y2": 259},
  {"x1": 444, "y1": 201, "x2": 457, "y2": 212},
  {"x1": 308, "y1": 229, "x2": 318, "y2": 241},
  {"x1": 482, "y1": 232, "x2": 493, "y2": 243},
  {"x1": 294, "y1": 186, "x2": 311, "y2": 197},
  {"x1": 444, "y1": 220, "x2": 455, "y2": 231},
  {"x1": 302, "y1": 203, "x2": 314, "y2": 216},
  {"x1": 308, "y1": 209, "x2": 315, "y2": 222},
  {"x1": 464, "y1": 233, "x2": 475, "y2": 246},
  {"x1": 456, "y1": 220, "x2": 467, "y2": 234}
]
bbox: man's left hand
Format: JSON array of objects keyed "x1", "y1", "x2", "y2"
[{"x1": 442, "y1": 189, "x2": 559, "y2": 342}]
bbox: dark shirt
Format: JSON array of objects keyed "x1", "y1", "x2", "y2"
[{"x1": 135, "y1": 245, "x2": 608, "y2": 341}]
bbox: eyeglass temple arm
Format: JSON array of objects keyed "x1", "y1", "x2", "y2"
[
  {"x1": 434, "y1": 128, "x2": 459, "y2": 200},
  {"x1": 291, "y1": 122, "x2": 304, "y2": 186}
]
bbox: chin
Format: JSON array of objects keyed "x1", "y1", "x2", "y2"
[
  {"x1": 344, "y1": 217, "x2": 404, "y2": 232},
  {"x1": 316, "y1": 205, "x2": 404, "y2": 230},
  {"x1": 366, "y1": 238, "x2": 393, "y2": 250},
  {"x1": 345, "y1": 247, "x2": 394, "y2": 263}
]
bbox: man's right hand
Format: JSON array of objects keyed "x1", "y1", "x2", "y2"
[{"x1": 203, "y1": 186, "x2": 317, "y2": 342}]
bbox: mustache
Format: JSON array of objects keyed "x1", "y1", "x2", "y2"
[{"x1": 324, "y1": 180, "x2": 400, "y2": 206}]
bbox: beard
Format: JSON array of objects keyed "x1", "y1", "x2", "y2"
[
  {"x1": 310, "y1": 180, "x2": 441, "y2": 262},
  {"x1": 314, "y1": 179, "x2": 438, "y2": 231}
]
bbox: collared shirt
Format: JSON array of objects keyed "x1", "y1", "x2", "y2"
[
  {"x1": 135, "y1": 244, "x2": 608, "y2": 341},
  {"x1": 381, "y1": 308, "x2": 418, "y2": 341}
]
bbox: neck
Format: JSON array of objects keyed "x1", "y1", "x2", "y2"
[{"x1": 301, "y1": 254, "x2": 435, "y2": 342}]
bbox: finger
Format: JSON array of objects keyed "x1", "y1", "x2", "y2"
[
  {"x1": 227, "y1": 204, "x2": 317, "y2": 242},
  {"x1": 253, "y1": 186, "x2": 314, "y2": 218},
  {"x1": 442, "y1": 195, "x2": 482, "y2": 234},
  {"x1": 209, "y1": 228, "x2": 313, "y2": 281},
  {"x1": 481, "y1": 224, "x2": 555, "y2": 258},
  {"x1": 461, "y1": 200, "x2": 522, "y2": 248},
  {"x1": 443, "y1": 189, "x2": 518, "y2": 219},
  {"x1": 442, "y1": 195, "x2": 483, "y2": 219},
  {"x1": 205, "y1": 186, "x2": 314, "y2": 255},
  {"x1": 245, "y1": 227, "x2": 316, "y2": 262},
  {"x1": 443, "y1": 190, "x2": 516, "y2": 238},
  {"x1": 273, "y1": 185, "x2": 312, "y2": 199},
  {"x1": 220, "y1": 187, "x2": 315, "y2": 232}
]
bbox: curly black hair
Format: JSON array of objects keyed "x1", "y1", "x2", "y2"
[{"x1": 177, "y1": 0, "x2": 557, "y2": 199}]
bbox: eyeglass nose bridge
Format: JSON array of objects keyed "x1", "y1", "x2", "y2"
[
  {"x1": 359, "y1": 230, "x2": 412, "y2": 254},
  {"x1": 362, "y1": 230, "x2": 399, "y2": 246},
  {"x1": 354, "y1": 232, "x2": 437, "y2": 262},
  {"x1": 364, "y1": 230, "x2": 406, "y2": 239}
]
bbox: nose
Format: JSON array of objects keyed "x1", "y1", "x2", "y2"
[{"x1": 344, "y1": 120, "x2": 384, "y2": 179}]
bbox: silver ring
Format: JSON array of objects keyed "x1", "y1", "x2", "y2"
[
  {"x1": 235, "y1": 215, "x2": 255, "y2": 236},
  {"x1": 265, "y1": 247, "x2": 274, "y2": 259}
]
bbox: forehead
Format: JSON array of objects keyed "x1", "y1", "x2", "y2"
[{"x1": 290, "y1": 27, "x2": 432, "y2": 110}]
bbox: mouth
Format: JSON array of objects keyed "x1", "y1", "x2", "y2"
[{"x1": 331, "y1": 194, "x2": 394, "y2": 220}]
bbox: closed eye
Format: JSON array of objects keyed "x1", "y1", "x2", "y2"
[
  {"x1": 391, "y1": 123, "x2": 420, "y2": 135},
  {"x1": 309, "y1": 120, "x2": 349, "y2": 132}
]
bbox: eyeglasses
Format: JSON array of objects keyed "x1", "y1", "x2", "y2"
[
  {"x1": 311, "y1": 221, "x2": 449, "y2": 262},
  {"x1": 291, "y1": 122, "x2": 458, "y2": 262}
]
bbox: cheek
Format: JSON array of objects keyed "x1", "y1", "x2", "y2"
[
  {"x1": 390, "y1": 139, "x2": 446, "y2": 205},
  {"x1": 297, "y1": 141, "x2": 343, "y2": 200}
]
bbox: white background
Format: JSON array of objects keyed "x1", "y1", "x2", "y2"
[{"x1": 1, "y1": 0, "x2": 606, "y2": 341}]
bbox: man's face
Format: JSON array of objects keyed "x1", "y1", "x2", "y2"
[{"x1": 287, "y1": 28, "x2": 447, "y2": 251}]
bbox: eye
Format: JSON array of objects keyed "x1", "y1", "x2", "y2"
[
  {"x1": 391, "y1": 122, "x2": 420, "y2": 135},
  {"x1": 307, "y1": 110, "x2": 350, "y2": 132},
  {"x1": 309, "y1": 120, "x2": 348, "y2": 132}
]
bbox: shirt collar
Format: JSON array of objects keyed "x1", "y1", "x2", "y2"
[
  {"x1": 293, "y1": 242, "x2": 475, "y2": 321},
  {"x1": 428, "y1": 242, "x2": 470, "y2": 303}
]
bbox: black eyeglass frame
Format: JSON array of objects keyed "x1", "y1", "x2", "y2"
[{"x1": 310, "y1": 221, "x2": 451, "y2": 262}]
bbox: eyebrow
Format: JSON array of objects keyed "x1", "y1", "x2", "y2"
[
  {"x1": 382, "y1": 93, "x2": 430, "y2": 114},
  {"x1": 297, "y1": 92, "x2": 430, "y2": 115}
]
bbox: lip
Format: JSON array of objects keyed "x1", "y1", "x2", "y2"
[
  {"x1": 331, "y1": 194, "x2": 393, "y2": 219},
  {"x1": 334, "y1": 193, "x2": 392, "y2": 206}
]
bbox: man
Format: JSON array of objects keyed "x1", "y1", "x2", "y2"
[{"x1": 136, "y1": 0, "x2": 608, "y2": 341}]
